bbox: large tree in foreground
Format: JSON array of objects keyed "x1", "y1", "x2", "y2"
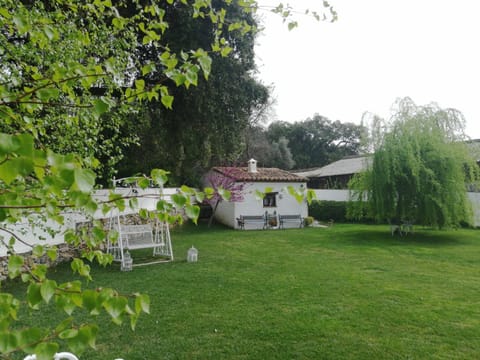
[
  {"x1": 0, "y1": 1, "x2": 337, "y2": 358},
  {"x1": 349, "y1": 98, "x2": 478, "y2": 228}
]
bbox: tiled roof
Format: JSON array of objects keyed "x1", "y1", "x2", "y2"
[
  {"x1": 212, "y1": 167, "x2": 307, "y2": 182},
  {"x1": 293, "y1": 155, "x2": 372, "y2": 178}
]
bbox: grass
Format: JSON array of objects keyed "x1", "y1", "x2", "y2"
[{"x1": 7, "y1": 223, "x2": 480, "y2": 359}]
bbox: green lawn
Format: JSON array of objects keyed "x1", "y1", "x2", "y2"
[{"x1": 10, "y1": 223, "x2": 480, "y2": 359}]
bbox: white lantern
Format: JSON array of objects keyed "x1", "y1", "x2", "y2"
[
  {"x1": 187, "y1": 246, "x2": 198, "y2": 263},
  {"x1": 121, "y1": 251, "x2": 133, "y2": 271}
]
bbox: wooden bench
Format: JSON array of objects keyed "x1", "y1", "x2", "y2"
[
  {"x1": 279, "y1": 214, "x2": 303, "y2": 229},
  {"x1": 236, "y1": 215, "x2": 267, "y2": 230}
]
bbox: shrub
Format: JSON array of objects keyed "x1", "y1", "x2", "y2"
[
  {"x1": 304, "y1": 216, "x2": 314, "y2": 227},
  {"x1": 309, "y1": 201, "x2": 347, "y2": 222}
]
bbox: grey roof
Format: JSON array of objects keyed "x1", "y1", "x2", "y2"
[{"x1": 293, "y1": 155, "x2": 372, "y2": 178}]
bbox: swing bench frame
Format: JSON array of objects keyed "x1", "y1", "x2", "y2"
[{"x1": 106, "y1": 179, "x2": 173, "y2": 269}]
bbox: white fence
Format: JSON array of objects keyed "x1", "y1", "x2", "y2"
[{"x1": 0, "y1": 188, "x2": 180, "y2": 257}]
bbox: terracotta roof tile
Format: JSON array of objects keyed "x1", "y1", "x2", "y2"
[{"x1": 212, "y1": 167, "x2": 307, "y2": 182}]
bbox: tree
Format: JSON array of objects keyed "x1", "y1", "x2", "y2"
[
  {"x1": 266, "y1": 115, "x2": 365, "y2": 169},
  {"x1": 269, "y1": 136, "x2": 295, "y2": 169},
  {"x1": 204, "y1": 167, "x2": 246, "y2": 227},
  {"x1": 348, "y1": 97, "x2": 478, "y2": 228},
  {"x1": 115, "y1": 2, "x2": 270, "y2": 185},
  {"x1": 0, "y1": 1, "x2": 337, "y2": 357},
  {"x1": 239, "y1": 125, "x2": 295, "y2": 169},
  {"x1": 0, "y1": 1, "x2": 255, "y2": 357}
]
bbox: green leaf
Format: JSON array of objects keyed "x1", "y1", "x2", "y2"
[
  {"x1": 103, "y1": 296, "x2": 128, "y2": 323},
  {"x1": 204, "y1": 187, "x2": 215, "y2": 198},
  {"x1": 195, "y1": 191, "x2": 205, "y2": 203},
  {"x1": 138, "y1": 177, "x2": 150, "y2": 189},
  {"x1": 185, "y1": 204, "x2": 200, "y2": 223},
  {"x1": 93, "y1": 98, "x2": 110, "y2": 117},
  {"x1": 0, "y1": 133, "x2": 15, "y2": 154},
  {"x1": 218, "y1": 188, "x2": 231, "y2": 201},
  {"x1": 161, "y1": 94, "x2": 174, "y2": 109},
  {"x1": 55, "y1": 317, "x2": 74, "y2": 334},
  {"x1": 135, "y1": 79, "x2": 145, "y2": 91},
  {"x1": 306, "y1": 189, "x2": 317, "y2": 204},
  {"x1": 34, "y1": 342, "x2": 59, "y2": 360},
  {"x1": 46, "y1": 247, "x2": 58, "y2": 261},
  {"x1": 13, "y1": 14, "x2": 29, "y2": 34},
  {"x1": 171, "y1": 193, "x2": 187, "y2": 207},
  {"x1": 0, "y1": 157, "x2": 34, "y2": 184},
  {"x1": 8, "y1": 255, "x2": 24, "y2": 279},
  {"x1": 37, "y1": 87, "x2": 60, "y2": 101},
  {"x1": 0, "y1": 332, "x2": 18, "y2": 353},
  {"x1": 220, "y1": 46, "x2": 233, "y2": 57},
  {"x1": 134, "y1": 294, "x2": 150, "y2": 314},
  {"x1": 73, "y1": 168, "x2": 95, "y2": 192},
  {"x1": 67, "y1": 324, "x2": 98, "y2": 354},
  {"x1": 32, "y1": 245, "x2": 44, "y2": 257},
  {"x1": 185, "y1": 68, "x2": 198, "y2": 86},
  {"x1": 27, "y1": 283, "x2": 43, "y2": 309},
  {"x1": 151, "y1": 168, "x2": 169, "y2": 186},
  {"x1": 59, "y1": 328, "x2": 79, "y2": 339},
  {"x1": 82, "y1": 289, "x2": 101, "y2": 315},
  {"x1": 17, "y1": 327, "x2": 44, "y2": 353},
  {"x1": 40, "y1": 280, "x2": 57, "y2": 303}
]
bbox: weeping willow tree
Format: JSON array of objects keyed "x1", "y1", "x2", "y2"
[{"x1": 349, "y1": 98, "x2": 478, "y2": 228}]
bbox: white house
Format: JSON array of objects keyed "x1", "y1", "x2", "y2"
[{"x1": 206, "y1": 159, "x2": 308, "y2": 230}]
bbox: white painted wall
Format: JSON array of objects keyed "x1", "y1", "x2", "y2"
[
  {"x1": 467, "y1": 192, "x2": 480, "y2": 227},
  {"x1": 214, "y1": 182, "x2": 308, "y2": 230},
  {"x1": 0, "y1": 188, "x2": 180, "y2": 256},
  {"x1": 313, "y1": 189, "x2": 350, "y2": 202}
]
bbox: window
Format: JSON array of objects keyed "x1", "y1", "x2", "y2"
[{"x1": 263, "y1": 192, "x2": 277, "y2": 207}]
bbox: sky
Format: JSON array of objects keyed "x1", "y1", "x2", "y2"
[{"x1": 254, "y1": 0, "x2": 480, "y2": 139}]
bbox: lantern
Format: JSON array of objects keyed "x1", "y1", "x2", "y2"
[
  {"x1": 187, "y1": 246, "x2": 198, "y2": 263},
  {"x1": 121, "y1": 251, "x2": 133, "y2": 271}
]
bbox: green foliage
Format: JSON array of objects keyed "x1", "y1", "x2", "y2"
[
  {"x1": 266, "y1": 115, "x2": 366, "y2": 169},
  {"x1": 349, "y1": 98, "x2": 478, "y2": 228},
  {"x1": 0, "y1": 0, "x2": 338, "y2": 357},
  {"x1": 0, "y1": 139, "x2": 204, "y2": 357},
  {"x1": 12, "y1": 224, "x2": 480, "y2": 359},
  {"x1": 309, "y1": 200, "x2": 348, "y2": 222},
  {"x1": 117, "y1": 1, "x2": 269, "y2": 185},
  {"x1": 303, "y1": 216, "x2": 314, "y2": 226}
]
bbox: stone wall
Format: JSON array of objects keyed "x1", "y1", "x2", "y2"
[{"x1": 0, "y1": 242, "x2": 83, "y2": 282}]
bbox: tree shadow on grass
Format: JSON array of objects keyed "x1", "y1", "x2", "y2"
[{"x1": 335, "y1": 225, "x2": 470, "y2": 248}]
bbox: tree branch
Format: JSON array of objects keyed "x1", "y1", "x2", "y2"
[{"x1": 0, "y1": 226, "x2": 34, "y2": 250}]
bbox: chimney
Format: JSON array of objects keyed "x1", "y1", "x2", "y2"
[{"x1": 247, "y1": 158, "x2": 258, "y2": 173}]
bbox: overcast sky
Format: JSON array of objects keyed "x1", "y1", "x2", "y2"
[{"x1": 254, "y1": 0, "x2": 480, "y2": 139}]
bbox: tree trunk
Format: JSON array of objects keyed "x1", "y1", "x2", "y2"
[{"x1": 208, "y1": 200, "x2": 220, "y2": 228}]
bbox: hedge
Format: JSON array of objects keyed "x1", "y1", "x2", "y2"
[
  {"x1": 308, "y1": 200, "x2": 374, "y2": 224},
  {"x1": 308, "y1": 200, "x2": 348, "y2": 222}
]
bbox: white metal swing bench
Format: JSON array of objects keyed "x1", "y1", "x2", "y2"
[{"x1": 106, "y1": 179, "x2": 174, "y2": 270}]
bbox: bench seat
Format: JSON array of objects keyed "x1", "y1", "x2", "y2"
[
  {"x1": 236, "y1": 215, "x2": 267, "y2": 230},
  {"x1": 279, "y1": 214, "x2": 303, "y2": 229}
]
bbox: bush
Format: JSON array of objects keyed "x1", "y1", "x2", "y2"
[
  {"x1": 304, "y1": 216, "x2": 314, "y2": 227},
  {"x1": 309, "y1": 201, "x2": 347, "y2": 222}
]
